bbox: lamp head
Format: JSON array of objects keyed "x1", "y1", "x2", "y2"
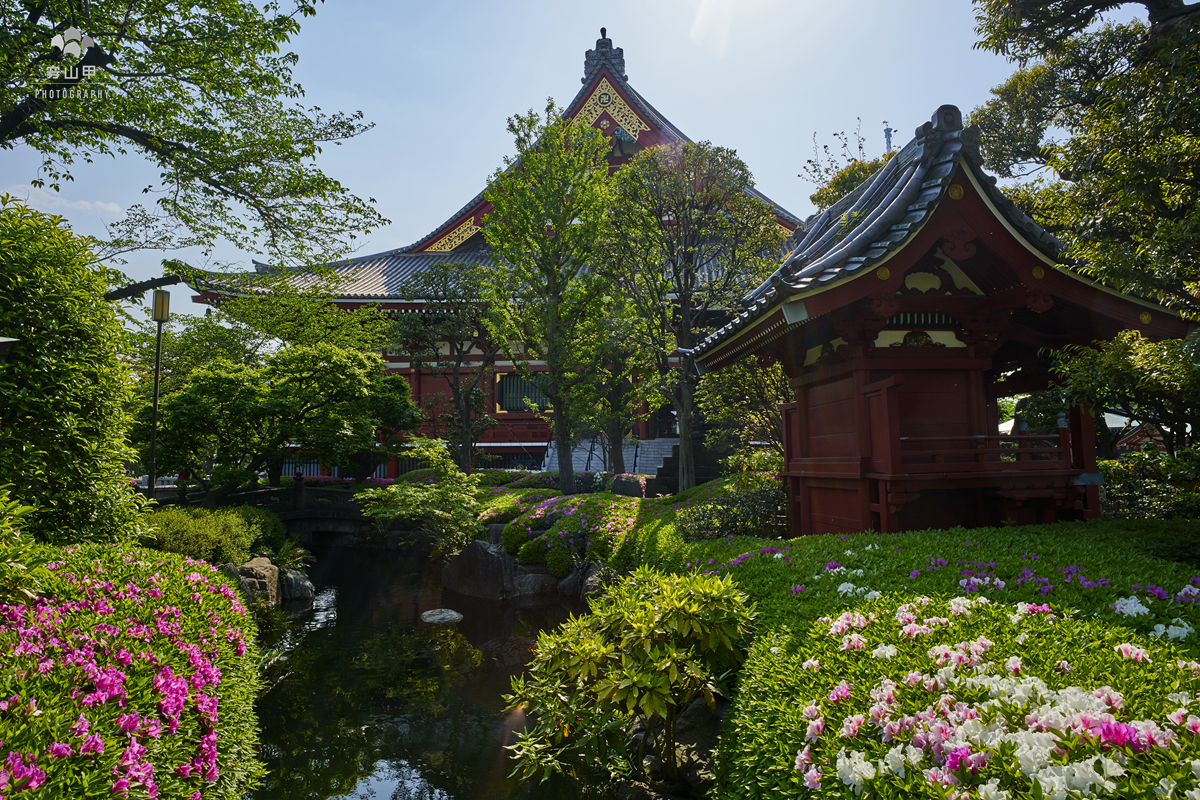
[{"x1": 151, "y1": 289, "x2": 170, "y2": 322}]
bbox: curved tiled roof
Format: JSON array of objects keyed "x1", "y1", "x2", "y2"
[
  {"x1": 693, "y1": 104, "x2": 1065, "y2": 360},
  {"x1": 242, "y1": 249, "x2": 495, "y2": 300},
  {"x1": 392, "y1": 32, "x2": 804, "y2": 257}
]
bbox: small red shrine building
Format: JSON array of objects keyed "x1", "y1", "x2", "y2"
[{"x1": 693, "y1": 105, "x2": 1193, "y2": 536}]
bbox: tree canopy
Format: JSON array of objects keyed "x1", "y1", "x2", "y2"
[
  {"x1": 390, "y1": 260, "x2": 500, "y2": 472},
  {"x1": 970, "y1": 5, "x2": 1200, "y2": 317},
  {"x1": 605, "y1": 140, "x2": 781, "y2": 492},
  {"x1": 482, "y1": 100, "x2": 614, "y2": 496},
  {"x1": 0, "y1": 197, "x2": 144, "y2": 543},
  {"x1": 151, "y1": 344, "x2": 421, "y2": 503},
  {"x1": 0, "y1": 0, "x2": 386, "y2": 265}
]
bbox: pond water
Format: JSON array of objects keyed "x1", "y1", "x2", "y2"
[{"x1": 253, "y1": 544, "x2": 588, "y2": 800}]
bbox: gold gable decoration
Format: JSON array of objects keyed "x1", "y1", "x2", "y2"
[
  {"x1": 574, "y1": 78, "x2": 650, "y2": 139},
  {"x1": 425, "y1": 217, "x2": 482, "y2": 253}
]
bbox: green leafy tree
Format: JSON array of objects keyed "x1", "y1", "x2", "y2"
[
  {"x1": 969, "y1": 6, "x2": 1200, "y2": 317},
  {"x1": 354, "y1": 438, "x2": 483, "y2": 554},
  {"x1": 695, "y1": 357, "x2": 792, "y2": 456},
  {"x1": 0, "y1": 197, "x2": 144, "y2": 543},
  {"x1": 0, "y1": 0, "x2": 386, "y2": 264},
  {"x1": 482, "y1": 100, "x2": 614, "y2": 496},
  {"x1": 390, "y1": 261, "x2": 500, "y2": 473},
  {"x1": 605, "y1": 141, "x2": 782, "y2": 493},
  {"x1": 505, "y1": 566, "x2": 755, "y2": 788},
  {"x1": 1052, "y1": 330, "x2": 1200, "y2": 456},
  {"x1": 149, "y1": 343, "x2": 420, "y2": 504},
  {"x1": 970, "y1": 1, "x2": 1200, "y2": 460}
]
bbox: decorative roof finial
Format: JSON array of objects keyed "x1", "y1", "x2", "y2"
[{"x1": 583, "y1": 28, "x2": 627, "y2": 84}]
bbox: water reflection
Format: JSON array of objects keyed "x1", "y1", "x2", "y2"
[{"x1": 254, "y1": 545, "x2": 586, "y2": 800}]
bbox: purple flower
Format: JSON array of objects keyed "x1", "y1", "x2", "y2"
[
  {"x1": 79, "y1": 734, "x2": 105, "y2": 755},
  {"x1": 47, "y1": 742, "x2": 73, "y2": 758},
  {"x1": 70, "y1": 713, "x2": 90, "y2": 737},
  {"x1": 909, "y1": 570, "x2": 920, "y2": 578},
  {"x1": 823, "y1": 561, "x2": 842, "y2": 571}
]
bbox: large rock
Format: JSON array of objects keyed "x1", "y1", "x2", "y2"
[
  {"x1": 441, "y1": 540, "x2": 560, "y2": 601},
  {"x1": 280, "y1": 568, "x2": 315, "y2": 600},
  {"x1": 580, "y1": 563, "x2": 605, "y2": 600},
  {"x1": 673, "y1": 696, "x2": 729, "y2": 795},
  {"x1": 612, "y1": 476, "x2": 646, "y2": 498},
  {"x1": 238, "y1": 557, "x2": 279, "y2": 605},
  {"x1": 485, "y1": 523, "x2": 506, "y2": 545},
  {"x1": 557, "y1": 567, "x2": 582, "y2": 597}
]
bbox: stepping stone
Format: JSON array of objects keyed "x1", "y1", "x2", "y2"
[{"x1": 420, "y1": 608, "x2": 463, "y2": 625}]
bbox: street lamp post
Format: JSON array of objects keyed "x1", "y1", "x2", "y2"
[{"x1": 148, "y1": 289, "x2": 170, "y2": 500}]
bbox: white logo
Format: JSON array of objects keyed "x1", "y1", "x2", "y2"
[{"x1": 50, "y1": 27, "x2": 95, "y2": 59}]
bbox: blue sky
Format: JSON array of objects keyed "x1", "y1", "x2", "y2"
[{"x1": 4, "y1": 0, "x2": 1143, "y2": 317}]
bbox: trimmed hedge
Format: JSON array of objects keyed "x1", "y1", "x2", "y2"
[
  {"x1": 226, "y1": 505, "x2": 286, "y2": 555},
  {"x1": 143, "y1": 508, "x2": 257, "y2": 565},
  {"x1": 0, "y1": 543, "x2": 261, "y2": 798}
]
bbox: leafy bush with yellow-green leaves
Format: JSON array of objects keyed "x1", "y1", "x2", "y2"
[{"x1": 505, "y1": 567, "x2": 755, "y2": 786}]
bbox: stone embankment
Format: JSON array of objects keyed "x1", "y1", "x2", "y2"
[
  {"x1": 219, "y1": 557, "x2": 315, "y2": 608},
  {"x1": 440, "y1": 524, "x2": 603, "y2": 603}
]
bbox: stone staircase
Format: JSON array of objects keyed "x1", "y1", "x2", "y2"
[
  {"x1": 542, "y1": 437, "x2": 680, "y2": 475},
  {"x1": 646, "y1": 442, "x2": 731, "y2": 496}
]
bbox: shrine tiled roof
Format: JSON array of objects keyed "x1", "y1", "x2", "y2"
[
  {"x1": 364, "y1": 30, "x2": 804, "y2": 260},
  {"x1": 693, "y1": 104, "x2": 1066, "y2": 361},
  {"x1": 249, "y1": 249, "x2": 494, "y2": 300}
]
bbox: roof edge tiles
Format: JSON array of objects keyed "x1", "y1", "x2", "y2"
[{"x1": 695, "y1": 104, "x2": 1070, "y2": 362}]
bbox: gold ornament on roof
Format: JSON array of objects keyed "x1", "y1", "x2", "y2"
[
  {"x1": 947, "y1": 184, "x2": 964, "y2": 200},
  {"x1": 1139, "y1": 312, "x2": 1152, "y2": 324},
  {"x1": 425, "y1": 217, "x2": 482, "y2": 253},
  {"x1": 575, "y1": 78, "x2": 650, "y2": 139},
  {"x1": 1032, "y1": 265, "x2": 1045, "y2": 279},
  {"x1": 876, "y1": 267, "x2": 890, "y2": 280}
]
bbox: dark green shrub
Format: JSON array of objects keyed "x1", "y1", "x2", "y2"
[
  {"x1": 502, "y1": 521, "x2": 535, "y2": 553},
  {"x1": 0, "y1": 199, "x2": 145, "y2": 543},
  {"x1": 1099, "y1": 446, "x2": 1200, "y2": 519},
  {"x1": 228, "y1": 505, "x2": 287, "y2": 554},
  {"x1": 0, "y1": 543, "x2": 261, "y2": 798},
  {"x1": 0, "y1": 485, "x2": 48, "y2": 605},
  {"x1": 545, "y1": 542, "x2": 574, "y2": 577},
  {"x1": 506, "y1": 471, "x2": 613, "y2": 493},
  {"x1": 676, "y1": 452, "x2": 785, "y2": 541},
  {"x1": 518, "y1": 538, "x2": 546, "y2": 565},
  {"x1": 144, "y1": 507, "x2": 256, "y2": 565}
]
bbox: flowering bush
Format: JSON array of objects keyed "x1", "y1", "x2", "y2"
[
  {"x1": 722, "y1": 593, "x2": 1200, "y2": 799},
  {"x1": 501, "y1": 493, "x2": 642, "y2": 573},
  {"x1": 506, "y1": 471, "x2": 613, "y2": 493},
  {"x1": 0, "y1": 543, "x2": 261, "y2": 798},
  {"x1": 478, "y1": 488, "x2": 562, "y2": 526}
]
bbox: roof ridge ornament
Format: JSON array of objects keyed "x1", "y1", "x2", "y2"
[{"x1": 583, "y1": 27, "x2": 628, "y2": 84}]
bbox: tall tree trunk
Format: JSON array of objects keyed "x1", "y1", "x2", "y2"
[
  {"x1": 553, "y1": 404, "x2": 576, "y2": 495},
  {"x1": 676, "y1": 386, "x2": 696, "y2": 494},
  {"x1": 458, "y1": 406, "x2": 474, "y2": 473},
  {"x1": 607, "y1": 416, "x2": 627, "y2": 474}
]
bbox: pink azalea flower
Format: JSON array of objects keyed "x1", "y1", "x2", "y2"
[
  {"x1": 794, "y1": 745, "x2": 813, "y2": 770},
  {"x1": 805, "y1": 718, "x2": 825, "y2": 741},
  {"x1": 803, "y1": 766, "x2": 822, "y2": 789},
  {"x1": 828, "y1": 681, "x2": 852, "y2": 701}
]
